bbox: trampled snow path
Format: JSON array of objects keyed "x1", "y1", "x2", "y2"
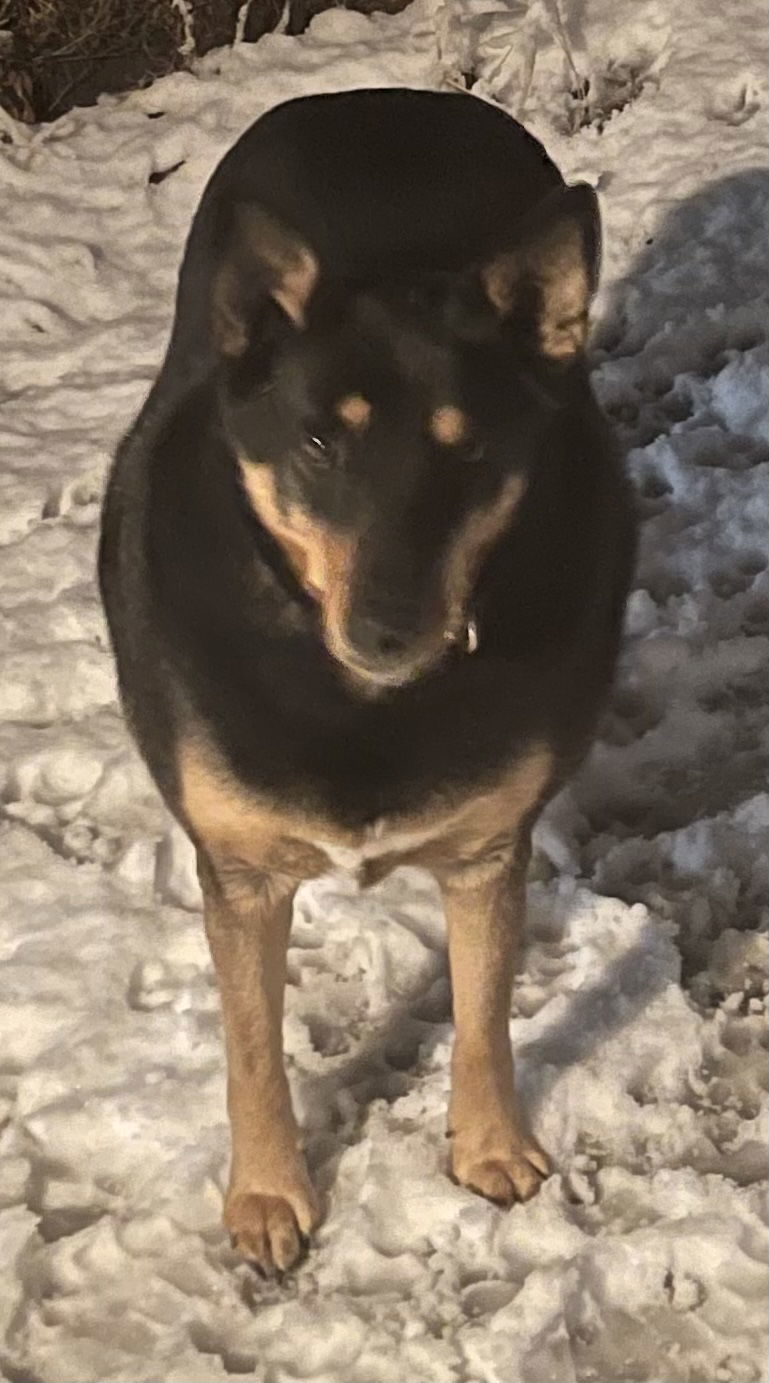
[{"x1": 0, "y1": 2, "x2": 766, "y2": 1380}]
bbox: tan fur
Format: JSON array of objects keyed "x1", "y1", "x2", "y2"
[
  {"x1": 361, "y1": 742, "x2": 553, "y2": 886},
  {"x1": 430, "y1": 404, "x2": 468, "y2": 447},
  {"x1": 437, "y1": 746, "x2": 554, "y2": 1205},
  {"x1": 178, "y1": 724, "x2": 555, "y2": 1260},
  {"x1": 240, "y1": 205, "x2": 318, "y2": 327},
  {"x1": 239, "y1": 459, "x2": 357, "y2": 613},
  {"x1": 240, "y1": 457, "x2": 525, "y2": 683},
  {"x1": 532, "y1": 220, "x2": 590, "y2": 360},
  {"x1": 182, "y1": 737, "x2": 325, "y2": 1268},
  {"x1": 212, "y1": 261, "x2": 250, "y2": 357},
  {"x1": 272, "y1": 248, "x2": 318, "y2": 327},
  {"x1": 179, "y1": 735, "x2": 329, "y2": 879},
  {"x1": 178, "y1": 729, "x2": 553, "y2": 885},
  {"x1": 444, "y1": 857, "x2": 551, "y2": 1205},
  {"x1": 212, "y1": 206, "x2": 319, "y2": 354},
  {"x1": 238, "y1": 459, "x2": 390, "y2": 686},
  {"x1": 443, "y1": 471, "x2": 526, "y2": 631},
  {"x1": 335, "y1": 393, "x2": 372, "y2": 431},
  {"x1": 482, "y1": 220, "x2": 591, "y2": 360},
  {"x1": 186, "y1": 742, "x2": 541, "y2": 1248},
  {"x1": 197, "y1": 853, "x2": 319, "y2": 1271}
]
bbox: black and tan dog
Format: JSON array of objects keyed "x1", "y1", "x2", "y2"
[{"x1": 99, "y1": 88, "x2": 636, "y2": 1273}]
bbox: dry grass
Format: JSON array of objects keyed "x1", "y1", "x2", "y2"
[{"x1": 3, "y1": 0, "x2": 414, "y2": 124}]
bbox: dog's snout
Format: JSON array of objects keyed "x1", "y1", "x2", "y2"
[{"x1": 346, "y1": 610, "x2": 414, "y2": 662}]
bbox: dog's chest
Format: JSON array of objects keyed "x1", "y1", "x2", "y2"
[
  {"x1": 178, "y1": 733, "x2": 554, "y2": 886},
  {"x1": 313, "y1": 817, "x2": 442, "y2": 878}
]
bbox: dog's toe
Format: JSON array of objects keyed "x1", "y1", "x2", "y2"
[
  {"x1": 463, "y1": 1154, "x2": 546, "y2": 1206},
  {"x1": 226, "y1": 1191, "x2": 314, "y2": 1274},
  {"x1": 452, "y1": 1131, "x2": 551, "y2": 1207}
]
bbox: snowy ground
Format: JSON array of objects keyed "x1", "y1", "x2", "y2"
[{"x1": 0, "y1": 0, "x2": 767, "y2": 1379}]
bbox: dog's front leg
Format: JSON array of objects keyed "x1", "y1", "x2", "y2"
[
  {"x1": 199, "y1": 853, "x2": 319, "y2": 1272},
  {"x1": 441, "y1": 846, "x2": 551, "y2": 1205}
]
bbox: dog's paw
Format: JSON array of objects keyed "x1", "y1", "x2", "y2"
[
  {"x1": 225, "y1": 1184, "x2": 320, "y2": 1274},
  {"x1": 451, "y1": 1128, "x2": 551, "y2": 1207}
]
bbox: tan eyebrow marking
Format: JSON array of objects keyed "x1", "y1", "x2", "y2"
[
  {"x1": 431, "y1": 405, "x2": 468, "y2": 447},
  {"x1": 335, "y1": 393, "x2": 372, "y2": 431}
]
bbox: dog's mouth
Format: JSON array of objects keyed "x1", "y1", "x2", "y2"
[{"x1": 323, "y1": 612, "x2": 480, "y2": 693}]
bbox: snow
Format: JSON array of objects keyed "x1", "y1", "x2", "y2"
[{"x1": 0, "y1": 0, "x2": 766, "y2": 1378}]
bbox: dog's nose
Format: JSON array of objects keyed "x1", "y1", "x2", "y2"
[{"x1": 346, "y1": 612, "x2": 413, "y2": 662}]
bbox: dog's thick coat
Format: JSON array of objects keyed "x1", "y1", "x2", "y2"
[{"x1": 99, "y1": 89, "x2": 636, "y2": 1272}]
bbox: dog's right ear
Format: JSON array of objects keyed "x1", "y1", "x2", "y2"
[
  {"x1": 212, "y1": 204, "x2": 319, "y2": 357},
  {"x1": 480, "y1": 183, "x2": 600, "y2": 362}
]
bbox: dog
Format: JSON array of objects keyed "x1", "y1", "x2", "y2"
[{"x1": 99, "y1": 88, "x2": 637, "y2": 1274}]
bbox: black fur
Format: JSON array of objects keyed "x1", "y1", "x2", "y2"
[{"x1": 99, "y1": 89, "x2": 636, "y2": 831}]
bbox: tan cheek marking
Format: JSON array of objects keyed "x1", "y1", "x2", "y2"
[
  {"x1": 240, "y1": 459, "x2": 327, "y2": 593},
  {"x1": 336, "y1": 393, "x2": 372, "y2": 431},
  {"x1": 239, "y1": 461, "x2": 314, "y2": 588},
  {"x1": 239, "y1": 461, "x2": 284, "y2": 535},
  {"x1": 443, "y1": 473, "x2": 526, "y2": 619},
  {"x1": 431, "y1": 405, "x2": 469, "y2": 447},
  {"x1": 308, "y1": 532, "x2": 358, "y2": 657},
  {"x1": 238, "y1": 457, "x2": 357, "y2": 626}
]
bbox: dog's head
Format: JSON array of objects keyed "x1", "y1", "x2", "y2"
[{"x1": 213, "y1": 184, "x2": 600, "y2": 692}]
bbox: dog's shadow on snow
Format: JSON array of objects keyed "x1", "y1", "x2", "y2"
[
  {"x1": 519, "y1": 168, "x2": 769, "y2": 1106},
  {"x1": 298, "y1": 898, "x2": 667, "y2": 1204},
  {"x1": 519, "y1": 921, "x2": 667, "y2": 1118},
  {"x1": 562, "y1": 168, "x2": 769, "y2": 857},
  {"x1": 520, "y1": 164, "x2": 768, "y2": 1108},
  {"x1": 298, "y1": 878, "x2": 668, "y2": 1183},
  {"x1": 593, "y1": 165, "x2": 768, "y2": 365}
]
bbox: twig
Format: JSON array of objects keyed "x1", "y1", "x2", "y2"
[{"x1": 541, "y1": 0, "x2": 583, "y2": 90}]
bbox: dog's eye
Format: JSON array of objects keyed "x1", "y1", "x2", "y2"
[{"x1": 302, "y1": 431, "x2": 336, "y2": 466}]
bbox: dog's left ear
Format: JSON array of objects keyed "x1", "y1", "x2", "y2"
[
  {"x1": 480, "y1": 183, "x2": 600, "y2": 362},
  {"x1": 212, "y1": 203, "x2": 319, "y2": 357}
]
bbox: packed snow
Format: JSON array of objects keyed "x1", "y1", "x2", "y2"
[{"x1": 0, "y1": 0, "x2": 766, "y2": 1379}]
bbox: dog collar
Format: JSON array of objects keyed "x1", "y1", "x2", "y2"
[{"x1": 445, "y1": 616, "x2": 479, "y2": 655}]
